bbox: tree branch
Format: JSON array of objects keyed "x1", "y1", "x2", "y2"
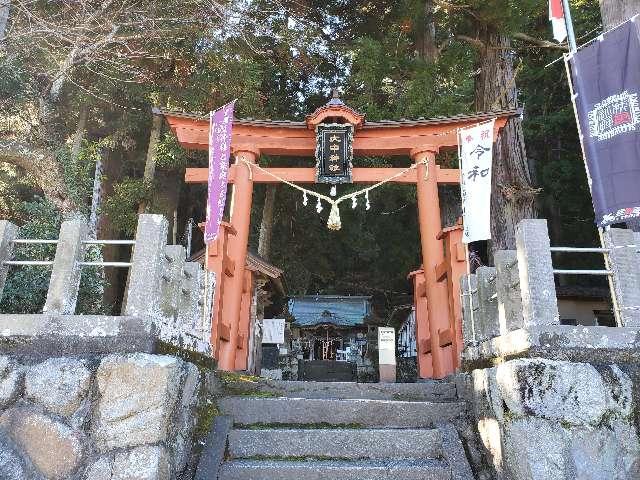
[
  {"x1": 512, "y1": 32, "x2": 568, "y2": 51},
  {"x1": 0, "y1": 139, "x2": 78, "y2": 213}
]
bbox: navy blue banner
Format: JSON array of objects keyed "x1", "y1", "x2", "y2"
[{"x1": 569, "y1": 18, "x2": 640, "y2": 226}]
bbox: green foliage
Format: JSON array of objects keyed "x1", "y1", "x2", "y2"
[
  {"x1": 155, "y1": 133, "x2": 190, "y2": 170},
  {"x1": 0, "y1": 199, "x2": 111, "y2": 314},
  {"x1": 0, "y1": 200, "x2": 60, "y2": 314},
  {"x1": 102, "y1": 178, "x2": 151, "y2": 237},
  {"x1": 59, "y1": 141, "x2": 101, "y2": 213}
]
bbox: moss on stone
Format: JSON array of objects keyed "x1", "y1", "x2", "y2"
[
  {"x1": 156, "y1": 341, "x2": 217, "y2": 371},
  {"x1": 194, "y1": 398, "x2": 221, "y2": 438}
]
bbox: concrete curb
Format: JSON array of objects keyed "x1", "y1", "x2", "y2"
[
  {"x1": 195, "y1": 415, "x2": 233, "y2": 480},
  {"x1": 436, "y1": 423, "x2": 475, "y2": 480}
]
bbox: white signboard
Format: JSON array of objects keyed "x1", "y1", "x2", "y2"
[
  {"x1": 459, "y1": 119, "x2": 495, "y2": 244},
  {"x1": 378, "y1": 327, "x2": 396, "y2": 365},
  {"x1": 262, "y1": 318, "x2": 285, "y2": 344}
]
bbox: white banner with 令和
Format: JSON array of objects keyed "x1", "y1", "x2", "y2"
[{"x1": 459, "y1": 119, "x2": 495, "y2": 244}]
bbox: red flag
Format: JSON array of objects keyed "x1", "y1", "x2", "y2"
[{"x1": 549, "y1": 0, "x2": 567, "y2": 43}]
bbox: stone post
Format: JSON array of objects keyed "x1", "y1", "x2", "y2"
[
  {"x1": 124, "y1": 214, "x2": 168, "y2": 317},
  {"x1": 159, "y1": 245, "x2": 187, "y2": 319},
  {"x1": 602, "y1": 228, "x2": 640, "y2": 327},
  {"x1": 178, "y1": 262, "x2": 203, "y2": 331},
  {"x1": 0, "y1": 221, "x2": 18, "y2": 300},
  {"x1": 494, "y1": 250, "x2": 523, "y2": 334},
  {"x1": 515, "y1": 219, "x2": 559, "y2": 327},
  {"x1": 460, "y1": 274, "x2": 478, "y2": 347},
  {"x1": 44, "y1": 219, "x2": 89, "y2": 314},
  {"x1": 476, "y1": 267, "x2": 499, "y2": 341}
]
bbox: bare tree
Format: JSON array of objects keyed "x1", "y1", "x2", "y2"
[{"x1": 0, "y1": 0, "x2": 317, "y2": 215}]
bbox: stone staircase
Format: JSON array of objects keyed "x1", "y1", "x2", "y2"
[{"x1": 197, "y1": 380, "x2": 475, "y2": 480}]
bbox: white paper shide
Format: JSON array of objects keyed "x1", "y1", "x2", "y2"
[{"x1": 459, "y1": 119, "x2": 495, "y2": 244}]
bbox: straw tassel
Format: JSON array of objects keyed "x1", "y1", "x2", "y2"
[{"x1": 327, "y1": 203, "x2": 342, "y2": 230}]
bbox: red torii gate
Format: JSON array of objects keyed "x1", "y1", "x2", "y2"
[{"x1": 160, "y1": 99, "x2": 514, "y2": 378}]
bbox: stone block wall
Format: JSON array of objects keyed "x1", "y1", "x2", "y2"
[
  {"x1": 468, "y1": 358, "x2": 640, "y2": 480},
  {"x1": 0, "y1": 353, "x2": 201, "y2": 480}
]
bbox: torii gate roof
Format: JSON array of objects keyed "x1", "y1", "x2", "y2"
[{"x1": 157, "y1": 105, "x2": 519, "y2": 157}]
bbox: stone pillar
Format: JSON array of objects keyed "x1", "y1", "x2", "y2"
[
  {"x1": 494, "y1": 250, "x2": 523, "y2": 334},
  {"x1": 476, "y1": 267, "x2": 499, "y2": 341},
  {"x1": 178, "y1": 262, "x2": 202, "y2": 330},
  {"x1": 123, "y1": 214, "x2": 168, "y2": 317},
  {"x1": 603, "y1": 228, "x2": 640, "y2": 327},
  {"x1": 218, "y1": 149, "x2": 258, "y2": 371},
  {"x1": 412, "y1": 147, "x2": 451, "y2": 378},
  {"x1": 515, "y1": 219, "x2": 559, "y2": 327},
  {"x1": 44, "y1": 219, "x2": 88, "y2": 315},
  {"x1": 0, "y1": 221, "x2": 18, "y2": 301},
  {"x1": 460, "y1": 274, "x2": 478, "y2": 347},
  {"x1": 159, "y1": 245, "x2": 186, "y2": 319}
]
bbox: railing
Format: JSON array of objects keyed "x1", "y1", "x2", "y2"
[
  {"x1": 0, "y1": 214, "x2": 214, "y2": 355},
  {"x1": 459, "y1": 220, "x2": 640, "y2": 352}
]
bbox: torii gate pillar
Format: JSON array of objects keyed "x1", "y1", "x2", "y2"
[
  {"x1": 412, "y1": 147, "x2": 453, "y2": 379},
  {"x1": 217, "y1": 148, "x2": 258, "y2": 370}
]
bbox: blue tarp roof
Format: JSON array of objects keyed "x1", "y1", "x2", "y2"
[{"x1": 288, "y1": 296, "x2": 372, "y2": 327}]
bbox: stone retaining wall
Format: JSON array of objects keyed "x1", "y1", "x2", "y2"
[
  {"x1": 466, "y1": 357, "x2": 640, "y2": 480},
  {"x1": 0, "y1": 353, "x2": 202, "y2": 480}
]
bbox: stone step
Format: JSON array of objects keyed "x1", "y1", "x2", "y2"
[
  {"x1": 238, "y1": 380, "x2": 458, "y2": 402},
  {"x1": 218, "y1": 397, "x2": 466, "y2": 428},
  {"x1": 219, "y1": 459, "x2": 452, "y2": 480},
  {"x1": 228, "y1": 428, "x2": 443, "y2": 460}
]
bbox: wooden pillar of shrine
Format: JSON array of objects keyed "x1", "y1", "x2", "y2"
[
  {"x1": 205, "y1": 221, "x2": 236, "y2": 358},
  {"x1": 218, "y1": 148, "x2": 258, "y2": 371},
  {"x1": 412, "y1": 147, "x2": 453, "y2": 379},
  {"x1": 437, "y1": 224, "x2": 466, "y2": 369}
]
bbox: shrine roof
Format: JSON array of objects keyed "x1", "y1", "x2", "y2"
[
  {"x1": 190, "y1": 248, "x2": 283, "y2": 279},
  {"x1": 288, "y1": 295, "x2": 372, "y2": 327},
  {"x1": 154, "y1": 107, "x2": 520, "y2": 130}
]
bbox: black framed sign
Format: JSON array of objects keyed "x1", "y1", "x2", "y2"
[{"x1": 315, "y1": 123, "x2": 353, "y2": 184}]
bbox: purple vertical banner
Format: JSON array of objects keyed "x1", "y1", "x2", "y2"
[{"x1": 204, "y1": 101, "x2": 235, "y2": 243}]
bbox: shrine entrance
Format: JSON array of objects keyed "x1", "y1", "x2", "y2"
[{"x1": 159, "y1": 96, "x2": 515, "y2": 379}]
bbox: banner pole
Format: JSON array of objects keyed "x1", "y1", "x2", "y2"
[
  {"x1": 563, "y1": 54, "x2": 623, "y2": 327},
  {"x1": 464, "y1": 243, "x2": 477, "y2": 345},
  {"x1": 561, "y1": 0, "x2": 578, "y2": 53},
  {"x1": 457, "y1": 127, "x2": 477, "y2": 345}
]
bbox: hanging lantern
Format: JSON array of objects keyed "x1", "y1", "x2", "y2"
[{"x1": 316, "y1": 197, "x2": 323, "y2": 213}]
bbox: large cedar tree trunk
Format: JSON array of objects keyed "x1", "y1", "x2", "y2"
[
  {"x1": 599, "y1": 0, "x2": 640, "y2": 28},
  {"x1": 474, "y1": 30, "x2": 537, "y2": 251},
  {"x1": 417, "y1": 0, "x2": 438, "y2": 62},
  {"x1": 258, "y1": 185, "x2": 277, "y2": 260}
]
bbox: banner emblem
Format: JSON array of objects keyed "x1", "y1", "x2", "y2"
[{"x1": 588, "y1": 91, "x2": 640, "y2": 141}]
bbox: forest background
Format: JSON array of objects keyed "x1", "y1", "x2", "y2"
[{"x1": 0, "y1": 0, "x2": 634, "y2": 317}]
